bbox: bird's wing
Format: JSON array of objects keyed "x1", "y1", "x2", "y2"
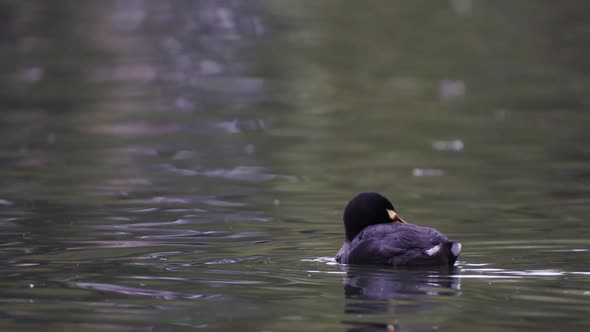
[
  {"x1": 346, "y1": 223, "x2": 449, "y2": 265},
  {"x1": 346, "y1": 239, "x2": 406, "y2": 265}
]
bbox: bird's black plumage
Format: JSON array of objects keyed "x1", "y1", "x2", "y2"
[{"x1": 336, "y1": 192, "x2": 461, "y2": 268}]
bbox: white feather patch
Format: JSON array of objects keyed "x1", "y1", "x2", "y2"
[
  {"x1": 425, "y1": 244, "x2": 441, "y2": 256},
  {"x1": 451, "y1": 242, "x2": 462, "y2": 257}
]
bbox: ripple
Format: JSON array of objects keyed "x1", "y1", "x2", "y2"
[
  {"x1": 129, "y1": 208, "x2": 159, "y2": 213},
  {"x1": 412, "y1": 168, "x2": 445, "y2": 177},
  {"x1": 159, "y1": 163, "x2": 293, "y2": 182},
  {"x1": 432, "y1": 139, "x2": 464, "y2": 151},
  {"x1": 151, "y1": 196, "x2": 191, "y2": 204},
  {"x1": 66, "y1": 241, "x2": 185, "y2": 250},
  {"x1": 201, "y1": 199, "x2": 246, "y2": 207},
  {"x1": 90, "y1": 123, "x2": 184, "y2": 136},
  {"x1": 301, "y1": 256, "x2": 338, "y2": 265},
  {"x1": 204, "y1": 256, "x2": 266, "y2": 265},
  {"x1": 215, "y1": 118, "x2": 266, "y2": 134},
  {"x1": 138, "y1": 231, "x2": 224, "y2": 240},
  {"x1": 70, "y1": 282, "x2": 220, "y2": 300},
  {"x1": 0, "y1": 199, "x2": 14, "y2": 206},
  {"x1": 103, "y1": 219, "x2": 193, "y2": 229},
  {"x1": 458, "y1": 267, "x2": 590, "y2": 278}
]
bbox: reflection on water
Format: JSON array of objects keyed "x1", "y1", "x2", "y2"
[
  {"x1": 342, "y1": 266, "x2": 460, "y2": 332},
  {"x1": 1, "y1": 0, "x2": 590, "y2": 331}
]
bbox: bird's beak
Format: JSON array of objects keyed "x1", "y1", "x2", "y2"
[{"x1": 387, "y1": 209, "x2": 407, "y2": 224}]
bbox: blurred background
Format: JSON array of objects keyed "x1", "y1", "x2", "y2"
[{"x1": 0, "y1": 1, "x2": 589, "y2": 331}]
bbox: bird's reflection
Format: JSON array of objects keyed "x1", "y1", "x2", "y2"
[{"x1": 341, "y1": 265, "x2": 461, "y2": 332}]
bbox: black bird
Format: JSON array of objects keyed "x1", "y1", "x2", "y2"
[{"x1": 335, "y1": 192, "x2": 461, "y2": 268}]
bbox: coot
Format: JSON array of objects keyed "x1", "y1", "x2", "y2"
[{"x1": 335, "y1": 192, "x2": 461, "y2": 268}]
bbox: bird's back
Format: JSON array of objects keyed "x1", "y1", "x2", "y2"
[{"x1": 337, "y1": 223, "x2": 459, "y2": 267}]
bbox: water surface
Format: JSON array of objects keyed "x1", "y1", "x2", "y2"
[{"x1": 1, "y1": 1, "x2": 590, "y2": 331}]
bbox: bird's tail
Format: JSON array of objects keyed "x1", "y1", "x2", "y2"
[{"x1": 445, "y1": 241, "x2": 462, "y2": 267}]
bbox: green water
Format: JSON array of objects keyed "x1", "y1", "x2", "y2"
[{"x1": 1, "y1": 1, "x2": 589, "y2": 331}]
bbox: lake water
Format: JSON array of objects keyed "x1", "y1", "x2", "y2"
[{"x1": 1, "y1": 1, "x2": 589, "y2": 331}]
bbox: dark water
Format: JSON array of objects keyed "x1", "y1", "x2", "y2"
[{"x1": 1, "y1": 1, "x2": 590, "y2": 331}]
